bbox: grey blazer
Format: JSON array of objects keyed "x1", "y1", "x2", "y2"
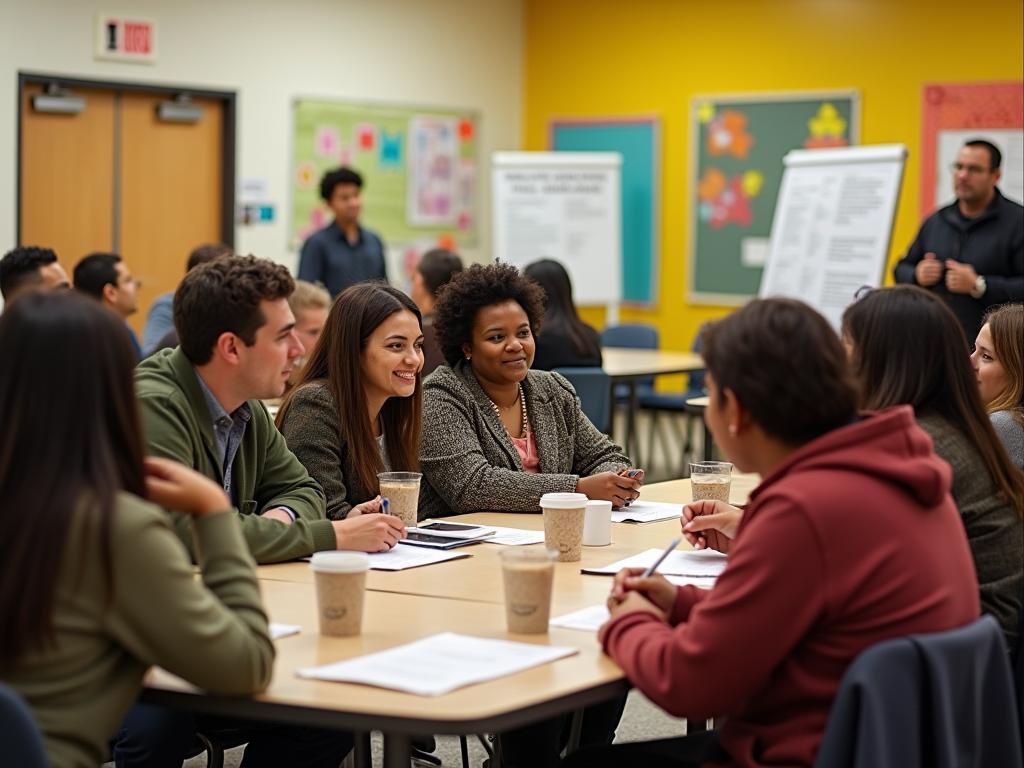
[
  {"x1": 418, "y1": 360, "x2": 630, "y2": 518},
  {"x1": 277, "y1": 382, "x2": 372, "y2": 521},
  {"x1": 917, "y1": 412, "x2": 1023, "y2": 650}
]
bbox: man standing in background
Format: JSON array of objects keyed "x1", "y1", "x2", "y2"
[
  {"x1": 894, "y1": 139, "x2": 1023, "y2": 342},
  {"x1": 298, "y1": 167, "x2": 388, "y2": 296},
  {"x1": 0, "y1": 246, "x2": 69, "y2": 304},
  {"x1": 73, "y1": 252, "x2": 142, "y2": 360}
]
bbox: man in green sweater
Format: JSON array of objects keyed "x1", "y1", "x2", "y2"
[
  {"x1": 134, "y1": 254, "x2": 405, "y2": 563},
  {"x1": 116, "y1": 255, "x2": 404, "y2": 767}
]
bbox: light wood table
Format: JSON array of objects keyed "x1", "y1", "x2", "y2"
[
  {"x1": 257, "y1": 475, "x2": 760, "y2": 614},
  {"x1": 143, "y1": 583, "x2": 627, "y2": 768},
  {"x1": 601, "y1": 347, "x2": 705, "y2": 466}
]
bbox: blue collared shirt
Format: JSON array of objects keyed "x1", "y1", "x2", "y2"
[
  {"x1": 297, "y1": 222, "x2": 388, "y2": 297},
  {"x1": 193, "y1": 370, "x2": 251, "y2": 505}
]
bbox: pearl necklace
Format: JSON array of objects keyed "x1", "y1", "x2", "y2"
[{"x1": 487, "y1": 382, "x2": 529, "y2": 439}]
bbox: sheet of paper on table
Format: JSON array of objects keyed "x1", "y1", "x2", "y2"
[
  {"x1": 581, "y1": 548, "x2": 727, "y2": 580},
  {"x1": 550, "y1": 605, "x2": 610, "y2": 632},
  {"x1": 297, "y1": 632, "x2": 579, "y2": 696},
  {"x1": 485, "y1": 526, "x2": 547, "y2": 546},
  {"x1": 411, "y1": 522, "x2": 497, "y2": 540},
  {"x1": 611, "y1": 500, "x2": 683, "y2": 524},
  {"x1": 269, "y1": 622, "x2": 301, "y2": 639},
  {"x1": 367, "y1": 543, "x2": 473, "y2": 570}
]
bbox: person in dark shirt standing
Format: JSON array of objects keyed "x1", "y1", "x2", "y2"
[
  {"x1": 893, "y1": 139, "x2": 1023, "y2": 342},
  {"x1": 298, "y1": 167, "x2": 388, "y2": 296}
]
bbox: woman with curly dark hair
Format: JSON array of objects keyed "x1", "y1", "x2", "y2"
[
  {"x1": 419, "y1": 261, "x2": 642, "y2": 519},
  {"x1": 422, "y1": 261, "x2": 637, "y2": 767}
]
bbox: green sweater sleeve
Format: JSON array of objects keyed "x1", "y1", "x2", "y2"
[
  {"x1": 104, "y1": 498, "x2": 274, "y2": 696},
  {"x1": 137, "y1": 386, "x2": 337, "y2": 564}
]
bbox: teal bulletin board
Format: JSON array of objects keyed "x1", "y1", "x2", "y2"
[
  {"x1": 688, "y1": 92, "x2": 859, "y2": 304},
  {"x1": 550, "y1": 118, "x2": 660, "y2": 305},
  {"x1": 292, "y1": 99, "x2": 479, "y2": 255}
]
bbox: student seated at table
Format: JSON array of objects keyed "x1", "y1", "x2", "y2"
[
  {"x1": 419, "y1": 261, "x2": 642, "y2": 518},
  {"x1": 971, "y1": 302, "x2": 1024, "y2": 471},
  {"x1": 842, "y1": 286, "x2": 1023, "y2": 650},
  {"x1": 277, "y1": 282, "x2": 424, "y2": 521},
  {"x1": 562, "y1": 297, "x2": 980, "y2": 768},
  {"x1": 134, "y1": 255, "x2": 404, "y2": 562},
  {"x1": 523, "y1": 258, "x2": 602, "y2": 370},
  {"x1": 411, "y1": 247, "x2": 464, "y2": 376},
  {"x1": 0, "y1": 291, "x2": 276, "y2": 768}
]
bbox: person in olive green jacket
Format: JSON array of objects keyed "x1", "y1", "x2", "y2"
[
  {"x1": 0, "y1": 292, "x2": 274, "y2": 768},
  {"x1": 134, "y1": 255, "x2": 406, "y2": 564}
]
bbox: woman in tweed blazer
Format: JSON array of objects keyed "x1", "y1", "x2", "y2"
[{"x1": 419, "y1": 261, "x2": 641, "y2": 518}]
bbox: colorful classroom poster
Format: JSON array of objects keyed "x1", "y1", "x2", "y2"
[
  {"x1": 687, "y1": 92, "x2": 860, "y2": 305},
  {"x1": 292, "y1": 99, "x2": 479, "y2": 268}
]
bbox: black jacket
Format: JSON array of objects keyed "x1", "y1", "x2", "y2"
[{"x1": 894, "y1": 189, "x2": 1023, "y2": 342}]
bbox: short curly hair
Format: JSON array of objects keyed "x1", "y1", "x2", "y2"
[
  {"x1": 174, "y1": 255, "x2": 294, "y2": 365},
  {"x1": 432, "y1": 262, "x2": 547, "y2": 367},
  {"x1": 0, "y1": 246, "x2": 58, "y2": 299}
]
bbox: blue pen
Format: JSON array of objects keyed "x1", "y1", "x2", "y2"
[
  {"x1": 381, "y1": 498, "x2": 390, "y2": 515},
  {"x1": 623, "y1": 469, "x2": 643, "y2": 506}
]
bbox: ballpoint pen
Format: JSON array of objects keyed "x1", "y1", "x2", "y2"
[{"x1": 641, "y1": 537, "x2": 681, "y2": 578}]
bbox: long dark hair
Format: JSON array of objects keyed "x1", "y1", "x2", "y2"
[
  {"x1": 278, "y1": 283, "x2": 423, "y2": 496},
  {"x1": 0, "y1": 292, "x2": 147, "y2": 669},
  {"x1": 524, "y1": 259, "x2": 600, "y2": 359},
  {"x1": 842, "y1": 286, "x2": 1024, "y2": 518}
]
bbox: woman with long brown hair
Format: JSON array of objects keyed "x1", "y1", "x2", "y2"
[
  {"x1": 842, "y1": 285, "x2": 1023, "y2": 649},
  {"x1": 0, "y1": 291, "x2": 274, "y2": 768},
  {"x1": 277, "y1": 282, "x2": 424, "y2": 522},
  {"x1": 971, "y1": 303, "x2": 1024, "y2": 471}
]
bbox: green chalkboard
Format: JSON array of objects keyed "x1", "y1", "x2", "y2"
[
  {"x1": 551, "y1": 119, "x2": 660, "y2": 305},
  {"x1": 688, "y1": 92, "x2": 859, "y2": 304},
  {"x1": 292, "y1": 99, "x2": 479, "y2": 254}
]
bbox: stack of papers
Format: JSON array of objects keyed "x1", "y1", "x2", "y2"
[
  {"x1": 581, "y1": 547, "x2": 727, "y2": 585},
  {"x1": 297, "y1": 632, "x2": 578, "y2": 696},
  {"x1": 366, "y1": 544, "x2": 472, "y2": 571},
  {"x1": 412, "y1": 522, "x2": 497, "y2": 540},
  {"x1": 611, "y1": 501, "x2": 683, "y2": 524}
]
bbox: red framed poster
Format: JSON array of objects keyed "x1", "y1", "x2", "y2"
[{"x1": 920, "y1": 81, "x2": 1024, "y2": 220}]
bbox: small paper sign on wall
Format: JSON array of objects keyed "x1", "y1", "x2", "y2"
[{"x1": 95, "y1": 14, "x2": 158, "y2": 63}]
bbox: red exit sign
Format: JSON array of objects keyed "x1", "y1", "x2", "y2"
[{"x1": 95, "y1": 15, "x2": 158, "y2": 63}]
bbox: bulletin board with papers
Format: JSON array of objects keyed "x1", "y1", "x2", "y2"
[{"x1": 291, "y1": 99, "x2": 480, "y2": 266}]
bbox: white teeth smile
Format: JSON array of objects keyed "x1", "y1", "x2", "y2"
[{"x1": 393, "y1": 372, "x2": 415, "y2": 379}]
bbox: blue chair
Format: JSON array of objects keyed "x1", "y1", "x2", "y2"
[
  {"x1": 553, "y1": 367, "x2": 612, "y2": 434},
  {"x1": 638, "y1": 326, "x2": 708, "y2": 478},
  {"x1": 814, "y1": 615, "x2": 1022, "y2": 768},
  {"x1": 0, "y1": 683, "x2": 50, "y2": 767}
]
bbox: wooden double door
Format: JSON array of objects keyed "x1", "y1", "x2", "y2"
[{"x1": 19, "y1": 75, "x2": 235, "y2": 334}]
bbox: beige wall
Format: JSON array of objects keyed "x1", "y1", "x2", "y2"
[{"x1": 0, "y1": 0, "x2": 523, "y2": 276}]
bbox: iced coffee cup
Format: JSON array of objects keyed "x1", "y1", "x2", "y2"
[
  {"x1": 309, "y1": 552, "x2": 370, "y2": 637},
  {"x1": 378, "y1": 471, "x2": 422, "y2": 528},
  {"x1": 539, "y1": 492, "x2": 588, "y2": 562},
  {"x1": 689, "y1": 461, "x2": 733, "y2": 503},
  {"x1": 500, "y1": 548, "x2": 558, "y2": 634}
]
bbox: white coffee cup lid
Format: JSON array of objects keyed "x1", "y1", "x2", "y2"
[
  {"x1": 310, "y1": 552, "x2": 370, "y2": 573},
  {"x1": 540, "y1": 492, "x2": 589, "y2": 509}
]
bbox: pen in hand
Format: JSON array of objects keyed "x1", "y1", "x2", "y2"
[
  {"x1": 381, "y1": 498, "x2": 390, "y2": 516},
  {"x1": 642, "y1": 537, "x2": 681, "y2": 578}
]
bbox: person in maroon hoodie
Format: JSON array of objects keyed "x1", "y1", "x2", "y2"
[{"x1": 563, "y1": 298, "x2": 980, "y2": 768}]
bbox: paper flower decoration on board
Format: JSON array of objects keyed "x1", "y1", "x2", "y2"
[
  {"x1": 698, "y1": 167, "x2": 762, "y2": 229},
  {"x1": 804, "y1": 103, "x2": 849, "y2": 148},
  {"x1": 707, "y1": 109, "x2": 755, "y2": 160}
]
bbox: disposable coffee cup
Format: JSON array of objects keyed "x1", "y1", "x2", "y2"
[
  {"x1": 539, "y1": 492, "x2": 588, "y2": 562},
  {"x1": 378, "y1": 471, "x2": 422, "y2": 528},
  {"x1": 309, "y1": 552, "x2": 370, "y2": 637},
  {"x1": 689, "y1": 461, "x2": 733, "y2": 503},
  {"x1": 583, "y1": 500, "x2": 613, "y2": 546},
  {"x1": 500, "y1": 548, "x2": 558, "y2": 633}
]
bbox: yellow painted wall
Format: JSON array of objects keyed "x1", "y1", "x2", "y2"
[{"x1": 524, "y1": 0, "x2": 1024, "y2": 387}]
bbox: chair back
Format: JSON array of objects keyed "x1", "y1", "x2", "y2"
[
  {"x1": 553, "y1": 367, "x2": 611, "y2": 434},
  {"x1": 0, "y1": 683, "x2": 50, "y2": 767},
  {"x1": 814, "y1": 615, "x2": 1021, "y2": 768}
]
